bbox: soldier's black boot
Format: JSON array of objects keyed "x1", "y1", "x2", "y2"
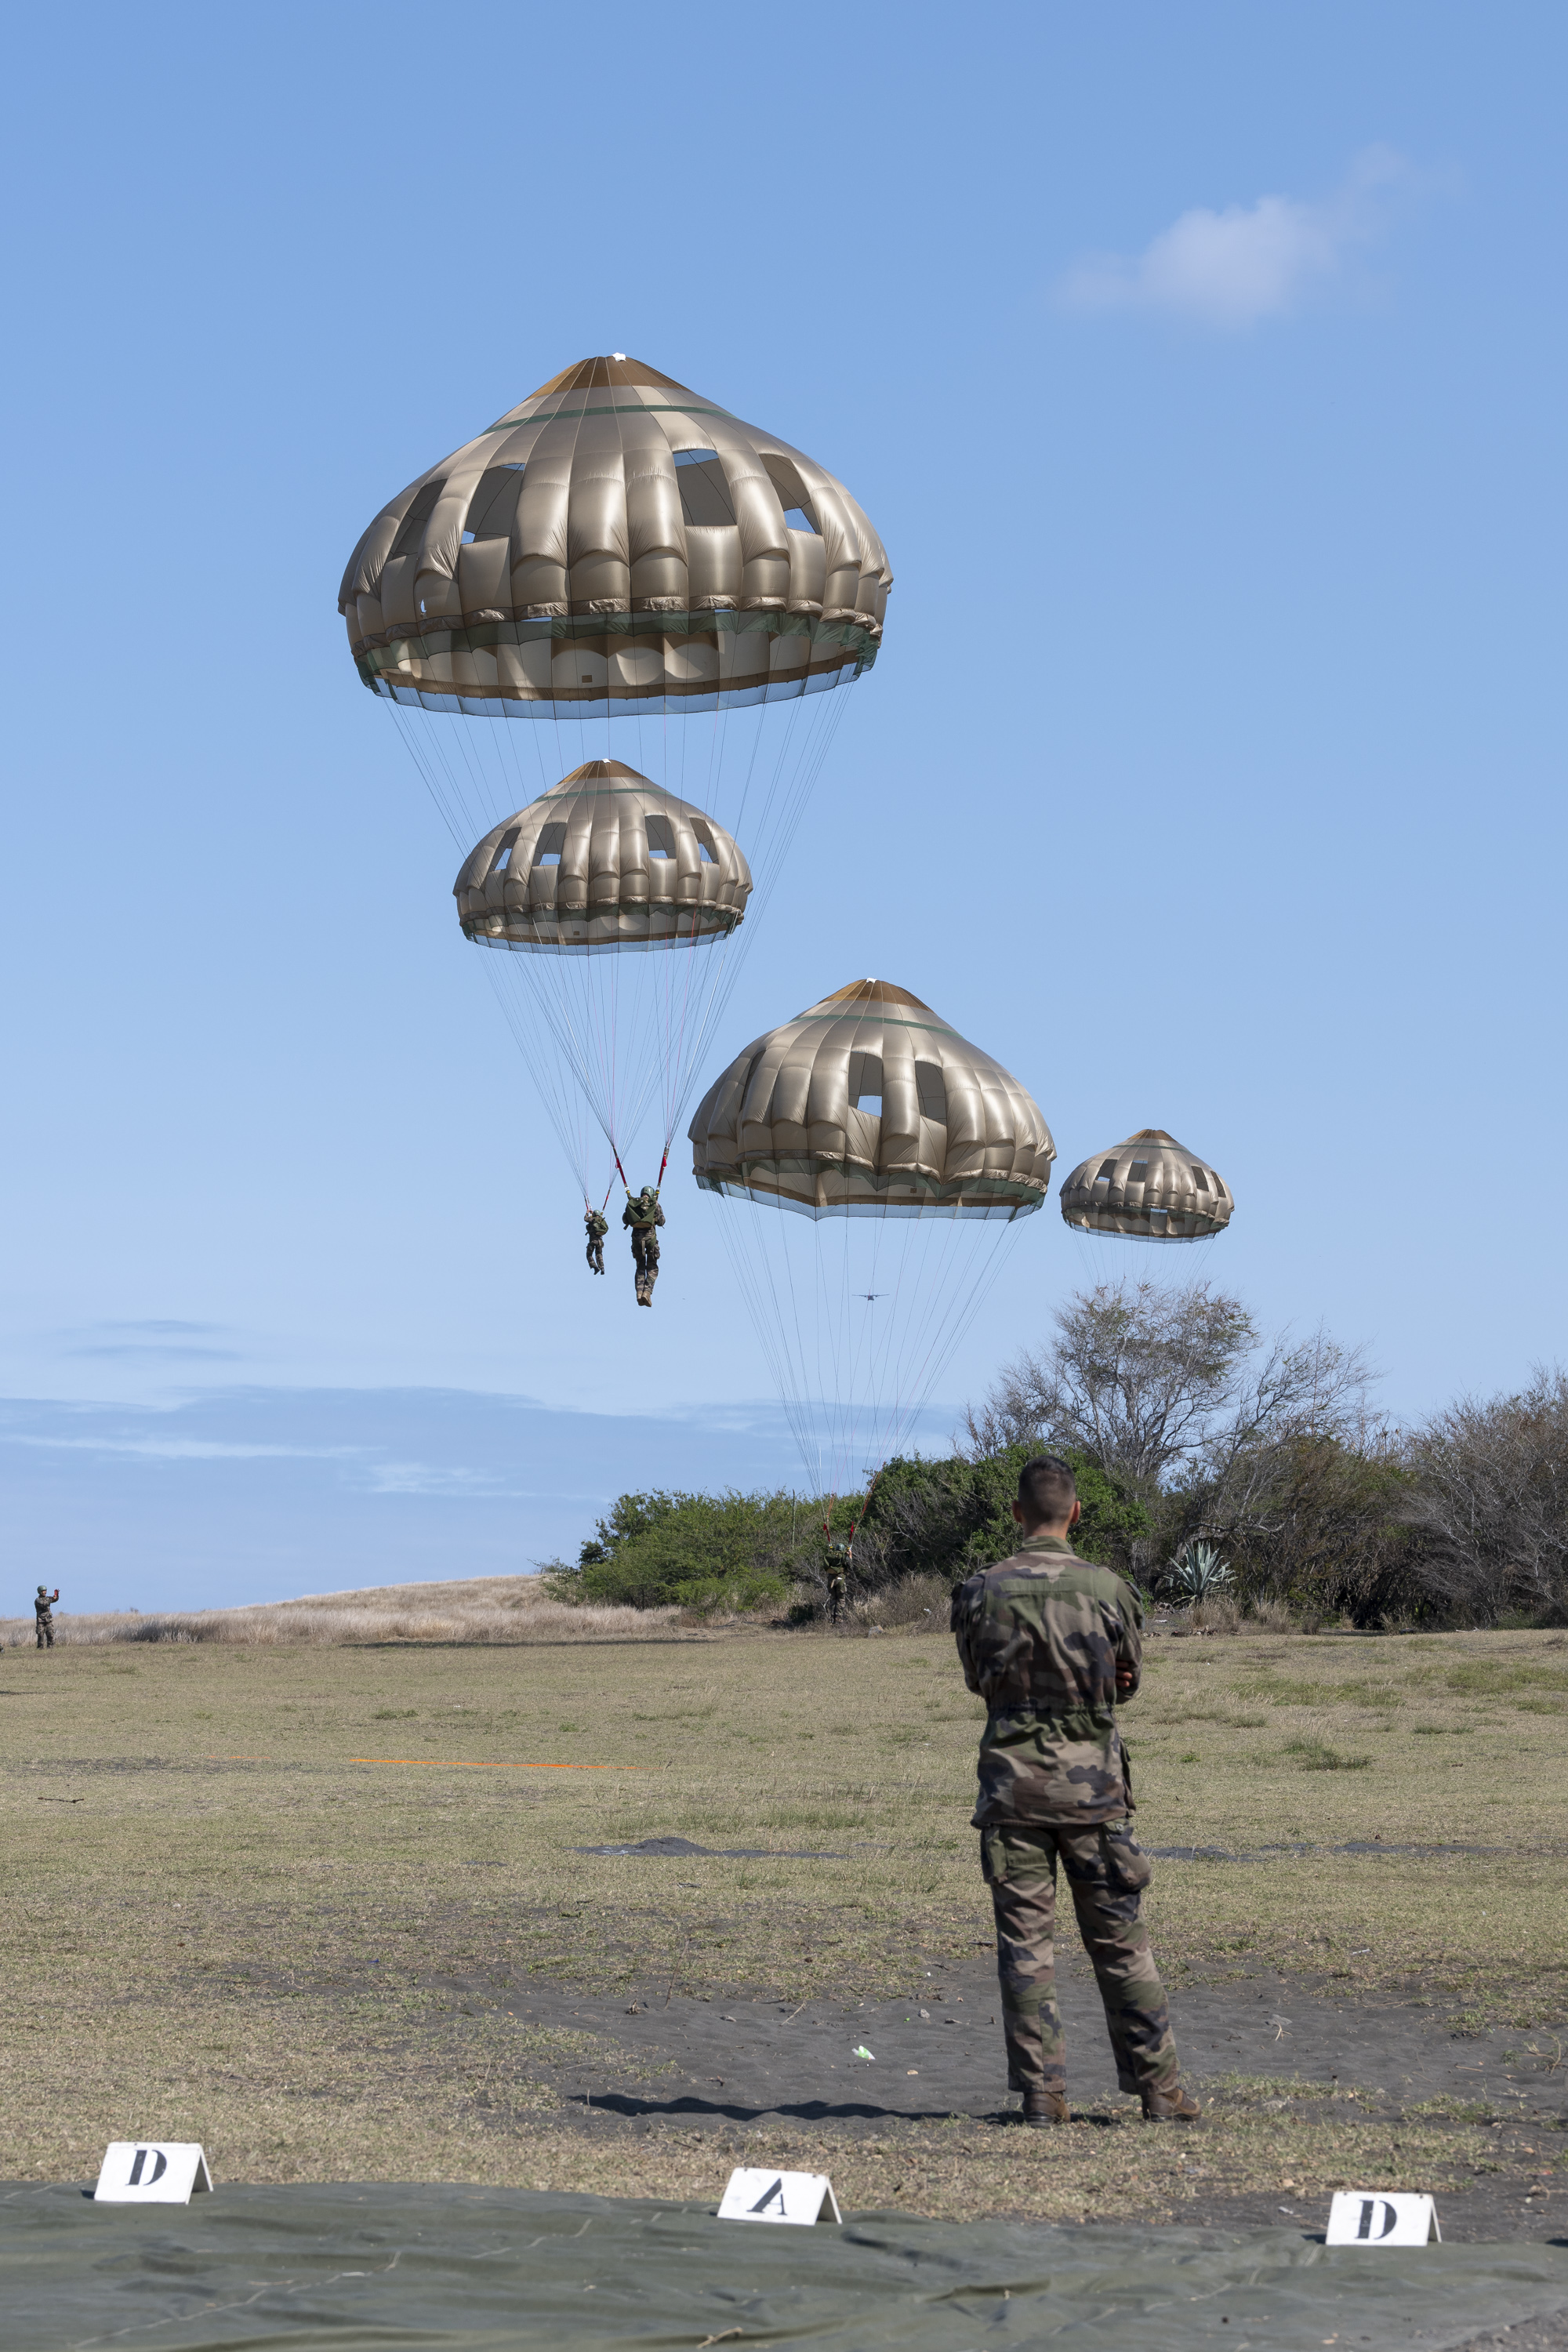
[
  {"x1": 1021, "y1": 2089, "x2": 1069, "y2": 2127},
  {"x1": 1142, "y1": 2082, "x2": 1201, "y2": 2121}
]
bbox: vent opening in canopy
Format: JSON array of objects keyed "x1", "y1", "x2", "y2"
[
  {"x1": 464, "y1": 463, "x2": 527, "y2": 541},
  {"x1": 915, "y1": 1063, "x2": 948, "y2": 1123},
  {"x1": 674, "y1": 450, "x2": 738, "y2": 527},
  {"x1": 848, "y1": 1053, "x2": 884, "y2": 1115},
  {"x1": 388, "y1": 478, "x2": 445, "y2": 562}
]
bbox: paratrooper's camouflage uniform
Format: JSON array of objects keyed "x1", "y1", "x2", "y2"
[
  {"x1": 584, "y1": 1209, "x2": 608, "y2": 1275},
  {"x1": 622, "y1": 1190, "x2": 666, "y2": 1306},
  {"x1": 34, "y1": 1586, "x2": 60, "y2": 1649},
  {"x1": 951, "y1": 1535, "x2": 1181, "y2": 2108}
]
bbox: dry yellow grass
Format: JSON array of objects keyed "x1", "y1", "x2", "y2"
[
  {"x1": 2, "y1": 1604, "x2": 1563, "y2": 2212},
  {"x1": 2, "y1": 1573, "x2": 683, "y2": 1648}
]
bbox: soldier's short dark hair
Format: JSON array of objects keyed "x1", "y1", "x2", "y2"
[{"x1": 1018, "y1": 1454, "x2": 1076, "y2": 1525}]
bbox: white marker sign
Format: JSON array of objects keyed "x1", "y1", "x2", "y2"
[
  {"x1": 717, "y1": 2168, "x2": 841, "y2": 2227},
  {"x1": 94, "y1": 2143, "x2": 214, "y2": 2205},
  {"x1": 1326, "y1": 2190, "x2": 1440, "y2": 2245}
]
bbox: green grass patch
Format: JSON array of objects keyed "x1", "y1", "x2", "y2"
[{"x1": 1283, "y1": 1739, "x2": 1372, "y2": 1771}]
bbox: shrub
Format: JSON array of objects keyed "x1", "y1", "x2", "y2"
[
  {"x1": 549, "y1": 1488, "x2": 823, "y2": 1610},
  {"x1": 851, "y1": 1443, "x2": 1149, "y2": 1592}
]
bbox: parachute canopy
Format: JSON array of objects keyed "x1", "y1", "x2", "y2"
[
  {"x1": 455, "y1": 761, "x2": 751, "y2": 952},
  {"x1": 1058, "y1": 1128, "x2": 1234, "y2": 1241},
  {"x1": 339, "y1": 354, "x2": 891, "y2": 720},
  {"x1": 689, "y1": 978, "x2": 1054, "y2": 1219}
]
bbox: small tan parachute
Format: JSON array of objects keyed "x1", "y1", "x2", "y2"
[
  {"x1": 689, "y1": 978, "x2": 1054, "y2": 1218},
  {"x1": 339, "y1": 354, "x2": 891, "y2": 718},
  {"x1": 1058, "y1": 1128, "x2": 1234, "y2": 1241},
  {"x1": 454, "y1": 761, "x2": 751, "y2": 952}
]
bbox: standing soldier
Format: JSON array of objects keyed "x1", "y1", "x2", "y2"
[
  {"x1": 950, "y1": 1454, "x2": 1199, "y2": 2128},
  {"x1": 584, "y1": 1204, "x2": 608, "y2": 1276},
  {"x1": 622, "y1": 1186, "x2": 666, "y2": 1307},
  {"x1": 34, "y1": 1585, "x2": 60, "y2": 1650},
  {"x1": 824, "y1": 1535, "x2": 851, "y2": 1625}
]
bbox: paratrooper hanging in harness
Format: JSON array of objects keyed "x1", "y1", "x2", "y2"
[{"x1": 623, "y1": 1187, "x2": 666, "y2": 1308}]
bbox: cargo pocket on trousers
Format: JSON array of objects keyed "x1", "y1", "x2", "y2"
[
  {"x1": 1100, "y1": 1822, "x2": 1152, "y2": 1893},
  {"x1": 980, "y1": 1828, "x2": 1010, "y2": 1886}
]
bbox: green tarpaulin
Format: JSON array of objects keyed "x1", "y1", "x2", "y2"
[{"x1": 3, "y1": 2183, "x2": 1566, "y2": 2351}]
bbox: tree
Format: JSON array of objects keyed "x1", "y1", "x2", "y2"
[
  {"x1": 960, "y1": 1279, "x2": 1260, "y2": 1490},
  {"x1": 852, "y1": 1443, "x2": 1149, "y2": 1590},
  {"x1": 963, "y1": 1278, "x2": 1385, "y2": 1601},
  {"x1": 1400, "y1": 1369, "x2": 1568, "y2": 1624}
]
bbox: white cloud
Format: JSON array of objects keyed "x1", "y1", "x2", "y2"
[
  {"x1": 1, "y1": 1432, "x2": 363, "y2": 1462},
  {"x1": 1059, "y1": 148, "x2": 1406, "y2": 326}
]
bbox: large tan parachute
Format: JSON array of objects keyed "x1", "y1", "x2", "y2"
[
  {"x1": 689, "y1": 978, "x2": 1054, "y2": 1218},
  {"x1": 692, "y1": 978, "x2": 1054, "y2": 1491},
  {"x1": 455, "y1": 761, "x2": 751, "y2": 951},
  {"x1": 339, "y1": 354, "x2": 891, "y2": 718},
  {"x1": 1058, "y1": 1128, "x2": 1234, "y2": 1240}
]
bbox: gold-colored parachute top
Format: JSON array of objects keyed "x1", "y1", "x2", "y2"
[
  {"x1": 689, "y1": 978, "x2": 1054, "y2": 1220},
  {"x1": 454, "y1": 761, "x2": 751, "y2": 953},
  {"x1": 339, "y1": 355, "x2": 892, "y2": 720},
  {"x1": 1058, "y1": 1128, "x2": 1234, "y2": 1241}
]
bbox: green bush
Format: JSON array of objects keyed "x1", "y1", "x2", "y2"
[
  {"x1": 547, "y1": 1487, "x2": 829, "y2": 1611},
  {"x1": 852, "y1": 1443, "x2": 1149, "y2": 1591}
]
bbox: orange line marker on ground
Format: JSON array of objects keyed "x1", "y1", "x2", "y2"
[
  {"x1": 349, "y1": 1757, "x2": 648, "y2": 1771},
  {"x1": 204, "y1": 1754, "x2": 648, "y2": 1772}
]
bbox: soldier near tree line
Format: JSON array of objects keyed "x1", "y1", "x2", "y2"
[
  {"x1": 622, "y1": 1186, "x2": 666, "y2": 1307},
  {"x1": 34, "y1": 1585, "x2": 60, "y2": 1650},
  {"x1": 824, "y1": 1534, "x2": 851, "y2": 1625},
  {"x1": 583, "y1": 1206, "x2": 608, "y2": 1276},
  {"x1": 950, "y1": 1454, "x2": 1200, "y2": 2129}
]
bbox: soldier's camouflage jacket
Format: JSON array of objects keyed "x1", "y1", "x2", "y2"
[{"x1": 950, "y1": 1534, "x2": 1142, "y2": 1828}]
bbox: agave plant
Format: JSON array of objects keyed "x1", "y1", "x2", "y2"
[{"x1": 1163, "y1": 1540, "x2": 1233, "y2": 1601}]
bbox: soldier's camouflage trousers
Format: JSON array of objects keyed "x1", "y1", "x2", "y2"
[
  {"x1": 981, "y1": 1820, "x2": 1179, "y2": 2101},
  {"x1": 35, "y1": 1617, "x2": 53, "y2": 1649},
  {"x1": 631, "y1": 1233, "x2": 659, "y2": 1303},
  {"x1": 586, "y1": 1236, "x2": 604, "y2": 1273}
]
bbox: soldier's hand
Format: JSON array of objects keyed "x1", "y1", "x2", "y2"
[{"x1": 1115, "y1": 1666, "x2": 1136, "y2": 1694}]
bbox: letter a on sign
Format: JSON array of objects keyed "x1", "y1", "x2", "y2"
[
  {"x1": 94, "y1": 2143, "x2": 214, "y2": 2205},
  {"x1": 1326, "y1": 2191, "x2": 1440, "y2": 2245},
  {"x1": 717, "y1": 2168, "x2": 842, "y2": 2226}
]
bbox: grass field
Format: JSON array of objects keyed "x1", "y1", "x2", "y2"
[{"x1": 3, "y1": 1607, "x2": 1565, "y2": 2219}]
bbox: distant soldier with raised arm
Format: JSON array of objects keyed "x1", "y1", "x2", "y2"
[
  {"x1": 34, "y1": 1585, "x2": 60, "y2": 1650},
  {"x1": 951, "y1": 1454, "x2": 1198, "y2": 2128}
]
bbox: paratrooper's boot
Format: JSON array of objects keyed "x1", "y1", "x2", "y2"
[
  {"x1": 1142, "y1": 2082, "x2": 1201, "y2": 2121},
  {"x1": 1020, "y1": 2088, "x2": 1069, "y2": 2128}
]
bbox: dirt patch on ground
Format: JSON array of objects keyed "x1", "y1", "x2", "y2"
[{"x1": 385, "y1": 1936, "x2": 1567, "y2": 2240}]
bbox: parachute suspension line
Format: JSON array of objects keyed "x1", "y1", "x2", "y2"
[
  {"x1": 387, "y1": 703, "x2": 474, "y2": 849},
  {"x1": 713, "y1": 1202, "x2": 1034, "y2": 1506},
  {"x1": 479, "y1": 954, "x2": 604, "y2": 1202},
  {"x1": 710, "y1": 1196, "x2": 823, "y2": 1496}
]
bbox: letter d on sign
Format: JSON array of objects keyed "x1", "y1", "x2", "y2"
[
  {"x1": 1326, "y1": 2190, "x2": 1440, "y2": 2246},
  {"x1": 94, "y1": 2143, "x2": 213, "y2": 2205}
]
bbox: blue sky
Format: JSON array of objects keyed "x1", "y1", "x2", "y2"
[{"x1": 2, "y1": 4, "x2": 1563, "y2": 1608}]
